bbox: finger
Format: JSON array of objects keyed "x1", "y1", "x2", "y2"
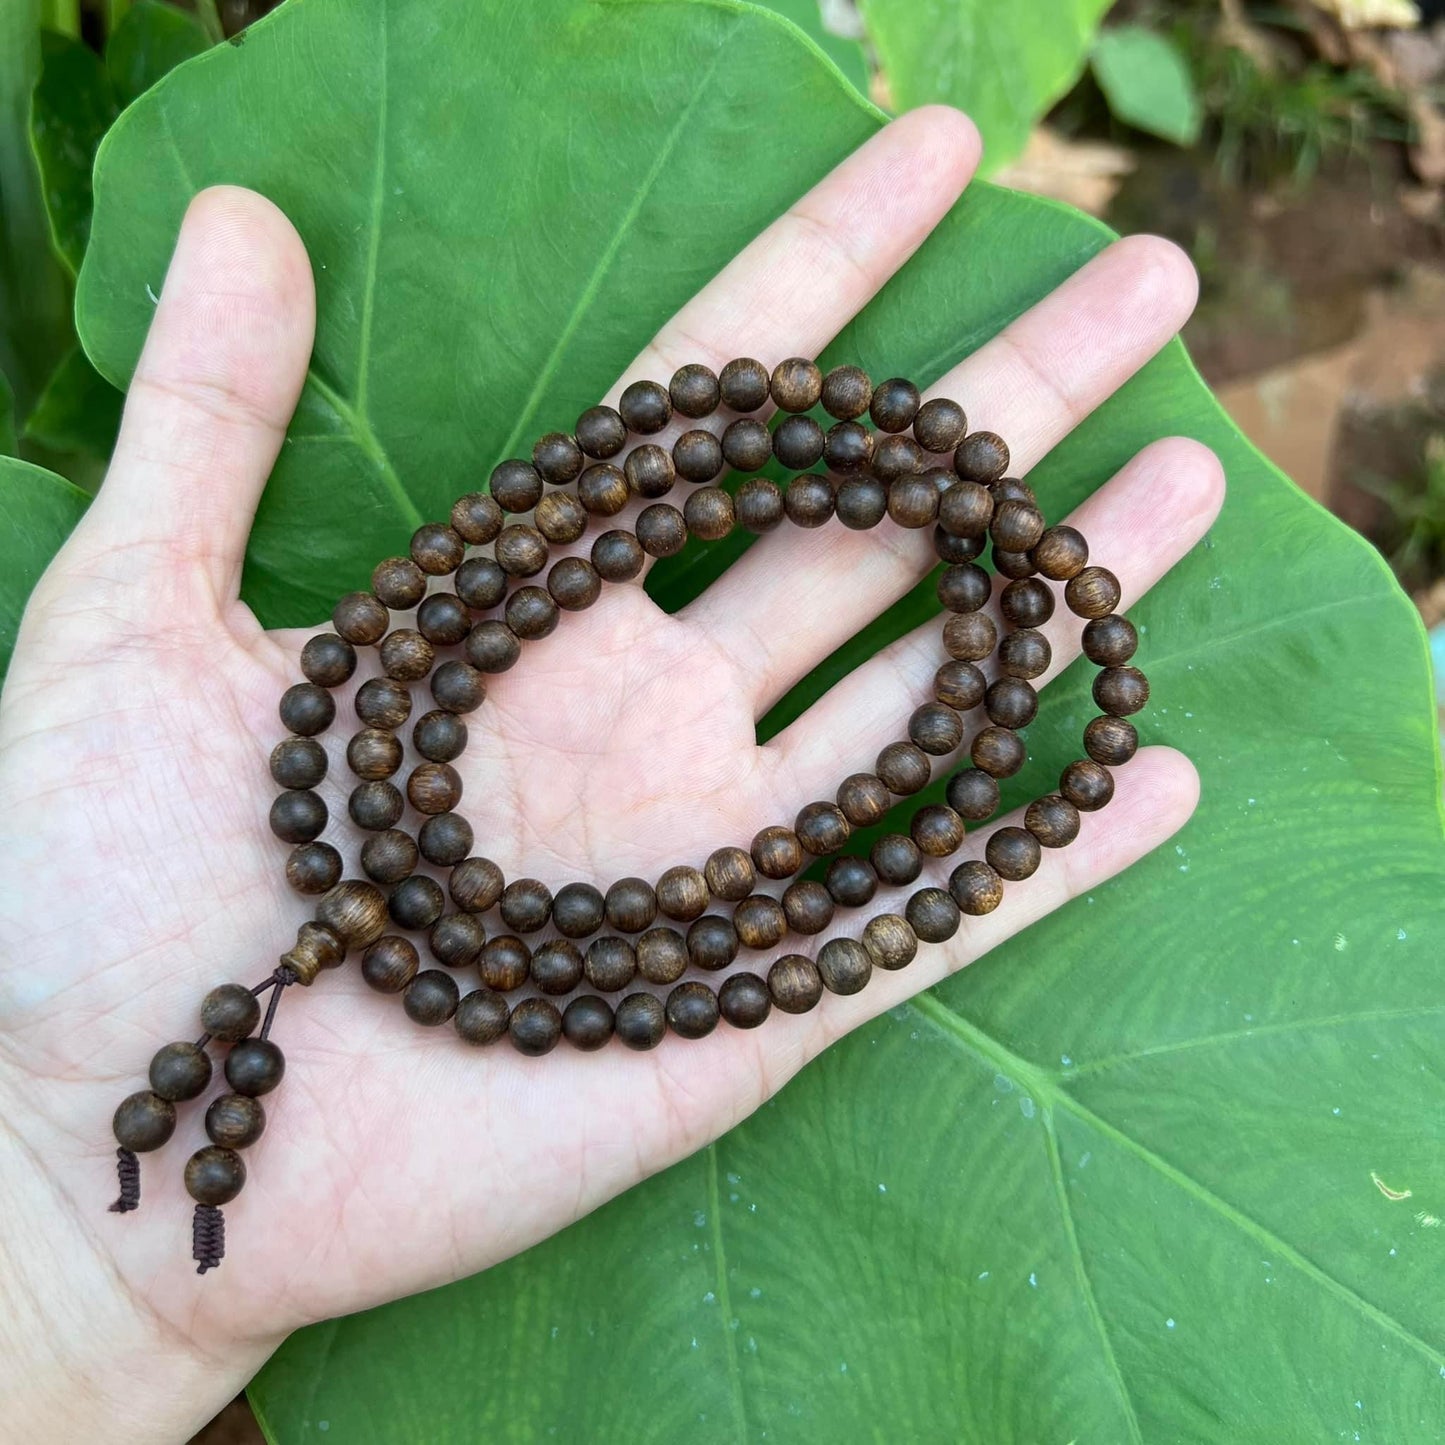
[
  {"x1": 68, "y1": 185, "x2": 315, "y2": 617},
  {"x1": 684, "y1": 234, "x2": 1198, "y2": 711},
  {"x1": 765, "y1": 435, "x2": 1225, "y2": 793}
]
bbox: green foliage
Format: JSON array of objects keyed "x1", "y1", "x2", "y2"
[
  {"x1": 758, "y1": 0, "x2": 867, "y2": 95},
  {"x1": 1092, "y1": 24, "x2": 1201, "y2": 146},
  {"x1": 0, "y1": 369, "x2": 15, "y2": 455},
  {"x1": 22, "y1": 343, "x2": 125, "y2": 459},
  {"x1": 0, "y1": 454, "x2": 89, "y2": 675},
  {"x1": 107, "y1": 0, "x2": 211, "y2": 106},
  {"x1": 858, "y1": 0, "x2": 1114, "y2": 171},
  {"x1": 57, "y1": 0, "x2": 1445, "y2": 1436}
]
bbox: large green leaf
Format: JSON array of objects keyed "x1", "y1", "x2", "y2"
[
  {"x1": 1092, "y1": 25, "x2": 1202, "y2": 147},
  {"x1": 22, "y1": 343, "x2": 123, "y2": 465},
  {"x1": 0, "y1": 455, "x2": 90, "y2": 677},
  {"x1": 106, "y1": 0, "x2": 210, "y2": 107},
  {"x1": 72, "y1": 0, "x2": 1445, "y2": 1439},
  {"x1": 759, "y1": 0, "x2": 868, "y2": 95},
  {"x1": 858, "y1": 0, "x2": 1114, "y2": 171},
  {"x1": 0, "y1": 369, "x2": 15, "y2": 455}
]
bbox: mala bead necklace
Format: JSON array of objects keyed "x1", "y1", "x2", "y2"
[{"x1": 105, "y1": 357, "x2": 1148, "y2": 1272}]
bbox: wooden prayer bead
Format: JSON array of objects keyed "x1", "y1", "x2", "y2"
[
  {"x1": 361, "y1": 829, "x2": 419, "y2": 884},
  {"x1": 114, "y1": 1091, "x2": 176, "y2": 1152},
  {"x1": 279, "y1": 683, "x2": 335, "y2": 737},
  {"x1": 870, "y1": 376, "x2": 920, "y2": 432},
  {"x1": 615, "y1": 992, "x2": 667, "y2": 1050},
  {"x1": 752, "y1": 825, "x2": 804, "y2": 880},
  {"x1": 348, "y1": 727, "x2": 403, "y2": 781},
  {"x1": 911, "y1": 803, "x2": 966, "y2": 857},
  {"x1": 705, "y1": 846, "x2": 756, "y2": 903},
  {"x1": 496, "y1": 524, "x2": 549, "y2": 578},
  {"x1": 1093, "y1": 665, "x2": 1150, "y2": 717},
  {"x1": 1031, "y1": 525, "x2": 1088, "y2": 581},
  {"x1": 417, "y1": 594, "x2": 472, "y2": 647},
  {"x1": 1026, "y1": 794, "x2": 1081, "y2": 848},
  {"x1": 333, "y1": 592, "x2": 389, "y2": 646},
  {"x1": 770, "y1": 357, "x2": 822, "y2": 412},
  {"x1": 768, "y1": 954, "x2": 824, "y2": 1013},
  {"x1": 625, "y1": 443, "x2": 676, "y2": 499},
  {"x1": 388, "y1": 874, "x2": 446, "y2": 931},
  {"x1": 200, "y1": 984, "x2": 259, "y2": 1043},
  {"x1": 863, "y1": 913, "x2": 917, "y2": 970},
  {"x1": 871, "y1": 832, "x2": 922, "y2": 887},
  {"x1": 455, "y1": 989, "x2": 511, "y2": 1045},
  {"x1": 821, "y1": 364, "x2": 872, "y2": 420},
  {"x1": 480, "y1": 935, "x2": 531, "y2": 992},
  {"x1": 938, "y1": 562, "x2": 991, "y2": 614},
  {"x1": 817, "y1": 937, "x2": 871, "y2": 995},
  {"x1": 635, "y1": 503, "x2": 687, "y2": 558},
  {"x1": 795, "y1": 801, "x2": 850, "y2": 856},
  {"x1": 563, "y1": 995, "x2": 615, "y2": 1051},
  {"x1": 825, "y1": 854, "x2": 877, "y2": 908},
  {"x1": 416, "y1": 810, "x2": 471, "y2": 872},
  {"x1": 408, "y1": 762, "x2": 462, "y2": 815},
  {"x1": 511, "y1": 999, "x2": 560, "y2": 1057},
  {"x1": 500, "y1": 877, "x2": 553, "y2": 933},
  {"x1": 943, "y1": 611, "x2": 997, "y2": 662},
  {"x1": 666, "y1": 981, "x2": 720, "y2": 1038},
  {"x1": 998, "y1": 628, "x2": 1051, "y2": 679},
  {"x1": 287, "y1": 841, "x2": 342, "y2": 895},
  {"x1": 301, "y1": 633, "x2": 356, "y2": 688},
  {"x1": 1082, "y1": 614, "x2": 1138, "y2": 666},
  {"x1": 657, "y1": 865, "x2": 710, "y2": 922},
  {"x1": 876, "y1": 741, "x2": 932, "y2": 796},
  {"x1": 150, "y1": 1042, "x2": 212, "y2": 1102},
  {"x1": 938, "y1": 480, "x2": 994, "y2": 537},
  {"x1": 380, "y1": 630, "x2": 435, "y2": 682},
  {"x1": 722, "y1": 418, "x2": 772, "y2": 473},
  {"x1": 225, "y1": 1038, "x2": 285, "y2": 1096},
  {"x1": 785, "y1": 473, "x2": 836, "y2": 528},
  {"x1": 670, "y1": 363, "x2": 721, "y2": 418},
  {"x1": 589, "y1": 529, "x2": 647, "y2": 584},
  {"x1": 465, "y1": 620, "x2": 522, "y2": 674},
  {"x1": 456, "y1": 556, "x2": 508, "y2": 610},
  {"x1": 837, "y1": 772, "x2": 892, "y2": 828},
  {"x1": 548, "y1": 557, "x2": 602, "y2": 612},
  {"x1": 674, "y1": 429, "x2": 725, "y2": 483},
  {"x1": 531, "y1": 939, "x2": 585, "y2": 995},
  {"x1": 450, "y1": 856, "x2": 505, "y2": 913},
  {"x1": 185, "y1": 1147, "x2": 246, "y2": 1206},
  {"x1": 905, "y1": 887, "x2": 960, "y2": 943},
  {"x1": 985, "y1": 827, "x2": 1042, "y2": 881},
  {"x1": 736, "y1": 478, "x2": 785, "y2": 533},
  {"x1": 734, "y1": 894, "x2": 787, "y2": 950},
  {"x1": 1065, "y1": 565, "x2": 1122, "y2": 619},
  {"x1": 578, "y1": 462, "x2": 630, "y2": 516},
  {"x1": 585, "y1": 937, "x2": 637, "y2": 992},
  {"x1": 946, "y1": 768, "x2": 1000, "y2": 821},
  {"x1": 536, "y1": 490, "x2": 588, "y2": 545},
  {"x1": 949, "y1": 858, "x2": 1004, "y2": 915},
  {"x1": 774, "y1": 414, "x2": 825, "y2": 470},
  {"x1": 404, "y1": 970, "x2": 460, "y2": 1026},
  {"x1": 835, "y1": 476, "x2": 887, "y2": 530},
  {"x1": 954, "y1": 431, "x2": 1009, "y2": 481},
  {"x1": 349, "y1": 780, "x2": 403, "y2": 831},
  {"x1": 1060, "y1": 758, "x2": 1115, "y2": 811},
  {"x1": 971, "y1": 726, "x2": 1026, "y2": 779},
  {"x1": 361, "y1": 935, "x2": 420, "y2": 993},
  {"x1": 575, "y1": 405, "x2": 627, "y2": 460},
  {"x1": 491, "y1": 458, "x2": 544, "y2": 514},
  {"x1": 1001, "y1": 577, "x2": 1055, "y2": 628},
  {"x1": 888, "y1": 475, "x2": 941, "y2": 528},
  {"x1": 994, "y1": 548, "x2": 1037, "y2": 580},
  {"x1": 355, "y1": 678, "x2": 412, "y2": 730},
  {"x1": 373, "y1": 555, "x2": 429, "y2": 608},
  {"x1": 271, "y1": 737, "x2": 327, "y2": 790},
  {"x1": 719, "y1": 357, "x2": 771, "y2": 413},
  {"x1": 823, "y1": 420, "x2": 874, "y2": 474},
  {"x1": 985, "y1": 677, "x2": 1039, "y2": 730},
  {"x1": 449, "y1": 494, "x2": 504, "y2": 547},
  {"x1": 430, "y1": 661, "x2": 488, "y2": 715},
  {"x1": 781, "y1": 879, "x2": 835, "y2": 935},
  {"x1": 909, "y1": 703, "x2": 964, "y2": 756},
  {"x1": 605, "y1": 877, "x2": 658, "y2": 933},
  {"x1": 636, "y1": 927, "x2": 689, "y2": 984},
  {"x1": 684, "y1": 487, "x2": 735, "y2": 541},
  {"x1": 533, "y1": 433, "x2": 584, "y2": 484},
  {"x1": 410, "y1": 523, "x2": 465, "y2": 576},
  {"x1": 719, "y1": 973, "x2": 772, "y2": 1029},
  {"x1": 619, "y1": 379, "x2": 672, "y2": 434},
  {"x1": 914, "y1": 398, "x2": 967, "y2": 453},
  {"x1": 505, "y1": 586, "x2": 560, "y2": 640},
  {"x1": 934, "y1": 659, "x2": 986, "y2": 712},
  {"x1": 1084, "y1": 714, "x2": 1138, "y2": 766},
  {"x1": 991, "y1": 500, "x2": 1045, "y2": 553},
  {"x1": 430, "y1": 911, "x2": 487, "y2": 968},
  {"x1": 205, "y1": 1094, "x2": 265, "y2": 1150},
  {"x1": 687, "y1": 914, "x2": 739, "y2": 971},
  {"x1": 873, "y1": 434, "x2": 924, "y2": 483}
]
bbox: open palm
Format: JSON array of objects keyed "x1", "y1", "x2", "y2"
[{"x1": 0, "y1": 108, "x2": 1223, "y2": 1442}]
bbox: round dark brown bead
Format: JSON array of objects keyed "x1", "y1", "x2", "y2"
[
  {"x1": 113, "y1": 1091, "x2": 175, "y2": 1152},
  {"x1": 1093, "y1": 665, "x2": 1150, "y2": 717},
  {"x1": 578, "y1": 462, "x2": 630, "y2": 517},
  {"x1": 774, "y1": 413, "x2": 825, "y2": 470},
  {"x1": 455, "y1": 989, "x2": 511, "y2": 1045},
  {"x1": 823, "y1": 420, "x2": 874, "y2": 474},
  {"x1": 184, "y1": 1146, "x2": 246, "y2": 1206},
  {"x1": 404, "y1": 969, "x2": 460, "y2": 1027},
  {"x1": 361, "y1": 935, "x2": 420, "y2": 993},
  {"x1": 998, "y1": 629, "x2": 1051, "y2": 680},
  {"x1": 361, "y1": 828, "x2": 419, "y2": 884},
  {"x1": 863, "y1": 913, "x2": 917, "y2": 970},
  {"x1": 835, "y1": 476, "x2": 888, "y2": 530},
  {"x1": 826, "y1": 854, "x2": 878, "y2": 909},
  {"x1": 656, "y1": 865, "x2": 709, "y2": 922},
  {"x1": 373, "y1": 555, "x2": 430, "y2": 608},
  {"x1": 388, "y1": 874, "x2": 446, "y2": 931},
  {"x1": 416, "y1": 593, "x2": 472, "y2": 647},
  {"x1": 768, "y1": 954, "x2": 823, "y2": 1014},
  {"x1": 1001, "y1": 577, "x2": 1055, "y2": 628},
  {"x1": 200, "y1": 984, "x2": 259, "y2": 1043},
  {"x1": 615, "y1": 991, "x2": 667, "y2": 1050},
  {"x1": 605, "y1": 876, "x2": 658, "y2": 933},
  {"x1": 636, "y1": 503, "x2": 687, "y2": 558},
  {"x1": 736, "y1": 478, "x2": 785, "y2": 533},
  {"x1": 355, "y1": 678, "x2": 413, "y2": 731},
  {"x1": 719, "y1": 357, "x2": 771, "y2": 412},
  {"x1": 456, "y1": 556, "x2": 508, "y2": 610},
  {"x1": 450, "y1": 856, "x2": 505, "y2": 913},
  {"x1": 563, "y1": 995, "x2": 615, "y2": 1051},
  {"x1": 943, "y1": 611, "x2": 997, "y2": 662},
  {"x1": 771, "y1": 357, "x2": 822, "y2": 413},
  {"x1": 817, "y1": 937, "x2": 871, "y2": 995},
  {"x1": 490, "y1": 459, "x2": 544, "y2": 514},
  {"x1": 575, "y1": 406, "x2": 628, "y2": 460},
  {"x1": 636, "y1": 926, "x2": 689, "y2": 985},
  {"x1": 782, "y1": 879, "x2": 835, "y2": 935},
  {"x1": 949, "y1": 859, "x2": 1004, "y2": 915},
  {"x1": 911, "y1": 803, "x2": 966, "y2": 858},
  {"x1": 1082, "y1": 614, "x2": 1138, "y2": 666},
  {"x1": 946, "y1": 768, "x2": 1000, "y2": 821},
  {"x1": 535, "y1": 490, "x2": 588, "y2": 545},
  {"x1": 585, "y1": 937, "x2": 637, "y2": 992},
  {"x1": 666, "y1": 980, "x2": 720, "y2": 1039},
  {"x1": 888, "y1": 475, "x2": 941, "y2": 529},
  {"x1": 734, "y1": 893, "x2": 788, "y2": 950},
  {"x1": 506, "y1": 586, "x2": 559, "y2": 640},
  {"x1": 670, "y1": 363, "x2": 721, "y2": 418},
  {"x1": 1060, "y1": 758, "x2": 1115, "y2": 811},
  {"x1": 795, "y1": 801, "x2": 850, "y2": 856},
  {"x1": 986, "y1": 826, "x2": 1042, "y2": 881},
  {"x1": 287, "y1": 843, "x2": 343, "y2": 895},
  {"x1": 407, "y1": 762, "x2": 462, "y2": 815},
  {"x1": 836, "y1": 772, "x2": 891, "y2": 828},
  {"x1": 914, "y1": 398, "x2": 967, "y2": 453},
  {"x1": 1066, "y1": 566, "x2": 1122, "y2": 619},
  {"x1": 785, "y1": 473, "x2": 836, "y2": 528},
  {"x1": 592, "y1": 529, "x2": 645, "y2": 583},
  {"x1": 531, "y1": 939, "x2": 585, "y2": 995},
  {"x1": 410, "y1": 523, "x2": 465, "y2": 576},
  {"x1": 873, "y1": 434, "x2": 924, "y2": 483},
  {"x1": 413, "y1": 709, "x2": 468, "y2": 764},
  {"x1": 722, "y1": 417, "x2": 772, "y2": 473},
  {"x1": 552, "y1": 882, "x2": 605, "y2": 939},
  {"x1": 348, "y1": 780, "x2": 403, "y2": 831},
  {"x1": 149, "y1": 1042, "x2": 212, "y2": 1102},
  {"x1": 449, "y1": 494, "x2": 504, "y2": 547},
  {"x1": 480, "y1": 935, "x2": 531, "y2": 992},
  {"x1": 687, "y1": 914, "x2": 739, "y2": 971},
  {"x1": 548, "y1": 557, "x2": 602, "y2": 613},
  {"x1": 674, "y1": 429, "x2": 724, "y2": 483},
  {"x1": 869, "y1": 376, "x2": 920, "y2": 433},
  {"x1": 533, "y1": 432, "x2": 585, "y2": 485},
  {"x1": 619, "y1": 379, "x2": 673, "y2": 434},
  {"x1": 1030, "y1": 525, "x2": 1088, "y2": 581},
  {"x1": 909, "y1": 703, "x2": 964, "y2": 756},
  {"x1": 205, "y1": 1094, "x2": 265, "y2": 1150},
  {"x1": 348, "y1": 727, "x2": 402, "y2": 781},
  {"x1": 1026, "y1": 794, "x2": 1082, "y2": 849},
  {"x1": 625, "y1": 444, "x2": 676, "y2": 500},
  {"x1": 684, "y1": 486, "x2": 735, "y2": 541},
  {"x1": 938, "y1": 563, "x2": 991, "y2": 614},
  {"x1": 465, "y1": 620, "x2": 522, "y2": 675},
  {"x1": 971, "y1": 726, "x2": 1026, "y2": 779},
  {"x1": 301, "y1": 633, "x2": 356, "y2": 689},
  {"x1": 495, "y1": 525, "x2": 549, "y2": 580},
  {"x1": 332, "y1": 592, "x2": 389, "y2": 647},
  {"x1": 871, "y1": 832, "x2": 922, "y2": 887},
  {"x1": 225, "y1": 1038, "x2": 284, "y2": 1096},
  {"x1": 279, "y1": 682, "x2": 335, "y2": 737},
  {"x1": 938, "y1": 480, "x2": 994, "y2": 538},
  {"x1": 906, "y1": 886, "x2": 960, "y2": 943},
  {"x1": 876, "y1": 741, "x2": 932, "y2": 796},
  {"x1": 935, "y1": 526, "x2": 982, "y2": 564},
  {"x1": 934, "y1": 659, "x2": 986, "y2": 712},
  {"x1": 819, "y1": 364, "x2": 871, "y2": 421},
  {"x1": 499, "y1": 878, "x2": 553, "y2": 934},
  {"x1": 985, "y1": 677, "x2": 1038, "y2": 730},
  {"x1": 990, "y1": 501, "x2": 1045, "y2": 554},
  {"x1": 379, "y1": 629, "x2": 435, "y2": 682},
  {"x1": 430, "y1": 911, "x2": 487, "y2": 968},
  {"x1": 704, "y1": 846, "x2": 755, "y2": 903},
  {"x1": 954, "y1": 431, "x2": 1010, "y2": 481},
  {"x1": 751, "y1": 825, "x2": 803, "y2": 880},
  {"x1": 719, "y1": 972, "x2": 772, "y2": 1029},
  {"x1": 271, "y1": 737, "x2": 327, "y2": 790},
  {"x1": 1084, "y1": 715, "x2": 1138, "y2": 767}
]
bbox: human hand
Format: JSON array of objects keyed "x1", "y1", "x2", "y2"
[{"x1": 0, "y1": 106, "x2": 1222, "y2": 1443}]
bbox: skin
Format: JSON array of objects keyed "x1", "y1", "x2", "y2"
[{"x1": 0, "y1": 107, "x2": 1223, "y2": 1443}]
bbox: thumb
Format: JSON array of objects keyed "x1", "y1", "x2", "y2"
[{"x1": 68, "y1": 185, "x2": 315, "y2": 621}]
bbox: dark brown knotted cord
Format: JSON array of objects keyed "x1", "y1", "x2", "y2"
[{"x1": 109, "y1": 1148, "x2": 140, "y2": 1213}]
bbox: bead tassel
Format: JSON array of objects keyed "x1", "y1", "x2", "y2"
[
  {"x1": 109, "y1": 1147, "x2": 140, "y2": 1214},
  {"x1": 192, "y1": 1204, "x2": 225, "y2": 1274}
]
